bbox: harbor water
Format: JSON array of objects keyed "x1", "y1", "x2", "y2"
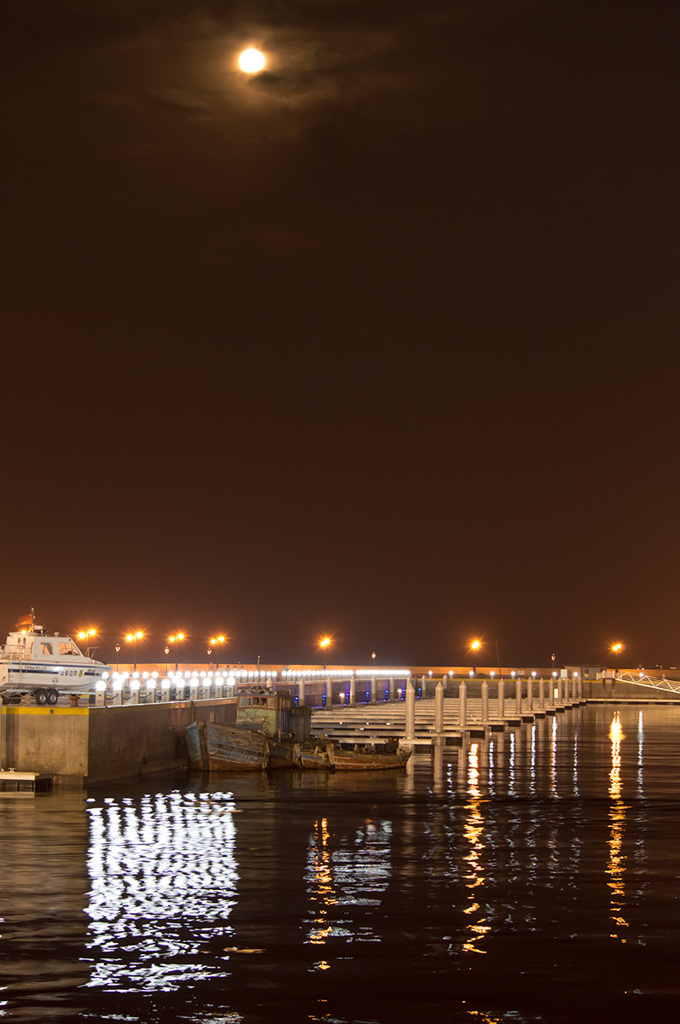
[{"x1": 1, "y1": 703, "x2": 679, "y2": 1023}]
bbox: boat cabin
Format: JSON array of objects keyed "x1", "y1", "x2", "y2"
[
  {"x1": 236, "y1": 685, "x2": 292, "y2": 738},
  {"x1": 1, "y1": 628, "x2": 88, "y2": 664}
]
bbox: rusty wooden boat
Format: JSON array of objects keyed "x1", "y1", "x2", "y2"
[
  {"x1": 327, "y1": 744, "x2": 409, "y2": 771},
  {"x1": 185, "y1": 720, "x2": 269, "y2": 772}
]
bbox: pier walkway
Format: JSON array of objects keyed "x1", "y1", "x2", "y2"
[{"x1": 309, "y1": 676, "x2": 584, "y2": 750}]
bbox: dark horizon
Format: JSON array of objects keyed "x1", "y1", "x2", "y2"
[{"x1": 2, "y1": 1, "x2": 679, "y2": 671}]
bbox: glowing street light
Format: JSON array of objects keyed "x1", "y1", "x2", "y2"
[
  {"x1": 168, "y1": 632, "x2": 185, "y2": 672},
  {"x1": 610, "y1": 641, "x2": 625, "y2": 675},
  {"x1": 77, "y1": 628, "x2": 97, "y2": 654},
  {"x1": 468, "y1": 636, "x2": 502, "y2": 676},
  {"x1": 208, "y1": 634, "x2": 227, "y2": 669},
  {"x1": 125, "y1": 630, "x2": 144, "y2": 672},
  {"x1": 319, "y1": 636, "x2": 332, "y2": 670}
]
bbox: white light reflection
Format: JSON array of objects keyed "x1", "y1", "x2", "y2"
[
  {"x1": 305, "y1": 815, "x2": 392, "y2": 947},
  {"x1": 85, "y1": 791, "x2": 239, "y2": 991},
  {"x1": 508, "y1": 731, "x2": 516, "y2": 797},
  {"x1": 637, "y1": 710, "x2": 644, "y2": 796},
  {"x1": 608, "y1": 712, "x2": 629, "y2": 941},
  {"x1": 463, "y1": 743, "x2": 490, "y2": 954},
  {"x1": 550, "y1": 716, "x2": 557, "y2": 796}
]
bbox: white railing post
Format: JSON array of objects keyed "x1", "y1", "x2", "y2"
[
  {"x1": 434, "y1": 678, "x2": 444, "y2": 734},
  {"x1": 404, "y1": 676, "x2": 416, "y2": 742},
  {"x1": 459, "y1": 679, "x2": 467, "y2": 728}
]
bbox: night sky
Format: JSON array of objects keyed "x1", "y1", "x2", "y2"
[{"x1": 2, "y1": 1, "x2": 679, "y2": 669}]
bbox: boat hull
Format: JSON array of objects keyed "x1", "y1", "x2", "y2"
[
  {"x1": 328, "y1": 745, "x2": 409, "y2": 771},
  {"x1": 185, "y1": 720, "x2": 269, "y2": 772},
  {"x1": 185, "y1": 723, "x2": 409, "y2": 773}
]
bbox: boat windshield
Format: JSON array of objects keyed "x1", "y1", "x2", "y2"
[{"x1": 58, "y1": 642, "x2": 80, "y2": 656}]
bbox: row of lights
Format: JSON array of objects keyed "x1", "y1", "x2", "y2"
[
  {"x1": 80, "y1": 630, "x2": 628, "y2": 671},
  {"x1": 77, "y1": 631, "x2": 337, "y2": 671},
  {"x1": 468, "y1": 638, "x2": 626, "y2": 659}
]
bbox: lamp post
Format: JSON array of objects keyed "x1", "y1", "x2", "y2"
[
  {"x1": 125, "y1": 630, "x2": 144, "y2": 672},
  {"x1": 469, "y1": 636, "x2": 502, "y2": 678},
  {"x1": 610, "y1": 642, "x2": 624, "y2": 677},
  {"x1": 77, "y1": 628, "x2": 97, "y2": 657},
  {"x1": 208, "y1": 635, "x2": 227, "y2": 669},
  {"x1": 168, "y1": 632, "x2": 185, "y2": 673},
  {"x1": 319, "y1": 636, "x2": 332, "y2": 671}
]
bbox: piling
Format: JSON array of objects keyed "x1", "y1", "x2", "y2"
[
  {"x1": 459, "y1": 679, "x2": 468, "y2": 728},
  {"x1": 434, "y1": 679, "x2": 444, "y2": 734},
  {"x1": 404, "y1": 678, "x2": 416, "y2": 741},
  {"x1": 481, "y1": 678, "x2": 489, "y2": 724}
]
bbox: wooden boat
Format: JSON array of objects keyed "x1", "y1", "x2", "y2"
[
  {"x1": 267, "y1": 739, "x2": 301, "y2": 769},
  {"x1": 297, "y1": 744, "x2": 332, "y2": 770},
  {"x1": 185, "y1": 720, "x2": 268, "y2": 772},
  {"x1": 185, "y1": 687, "x2": 410, "y2": 772},
  {"x1": 327, "y1": 744, "x2": 409, "y2": 771}
]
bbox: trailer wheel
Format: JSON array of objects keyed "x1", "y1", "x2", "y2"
[
  {"x1": 35, "y1": 689, "x2": 48, "y2": 706},
  {"x1": 47, "y1": 689, "x2": 59, "y2": 706}
]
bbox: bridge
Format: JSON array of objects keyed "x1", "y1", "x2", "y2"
[{"x1": 610, "y1": 671, "x2": 680, "y2": 696}]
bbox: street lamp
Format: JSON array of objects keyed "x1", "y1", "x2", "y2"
[
  {"x1": 168, "y1": 632, "x2": 185, "y2": 673},
  {"x1": 610, "y1": 642, "x2": 624, "y2": 676},
  {"x1": 319, "y1": 636, "x2": 332, "y2": 671},
  {"x1": 208, "y1": 635, "x2": 227, "y2": 669},
  {"x1": 77, "y1": 628, "x2": 97, "y2": 656},
  {"x1": 125, "y1": 630, "x2": 144, "y2": 672},
  {"x1": 469, "y1": 637, "x2": 501, "y2": 677}
]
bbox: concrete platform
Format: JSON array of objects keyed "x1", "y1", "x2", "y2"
[{"x1": 0, "y1": 698, "x2": 237, "y2": 786}]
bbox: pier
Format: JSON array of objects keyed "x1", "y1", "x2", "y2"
[{"x1": 1, "y1": 665, "x2": 678, "y2": 785}]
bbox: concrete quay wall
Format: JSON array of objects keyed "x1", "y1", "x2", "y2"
[{"x1": 0, "y1": 698, "x2": 237, "y2": 786}]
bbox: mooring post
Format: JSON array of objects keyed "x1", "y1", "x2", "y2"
[
  {"x1": 538, "y1": 676, "x2": 545, "y2": 709},
  {"x1": 498, "y1": 677, "x2": 505, "y2": 720},
  {"x1": 557, "y1": 675, "x2": 563, "y2": 705},
  {"x1": 325, "y1": 675, "x2": 333, "y2": 708},
  {"x1": 481, "y1": 678, "x2": 489, "y2": 725},
  {"x1": 298, "y1": 676, "x2": 305, "y2": 707},
  {"x1": 404, "y1": 676, "x2": 416, "y2": 742},
  {"x1": 388, "y1": 676, "x2": 395, "y2": 701},
  {"x1": 527, "y1": 675, "x2": 534, "y2": 711},
  {"x1": 349, "y1": 673, "x2": 356, "y2": 706},
  {"x1": 434, "y1": 678, "x2": 444, "y2": 734},
  {"x1": 459, "y1": 679, "x2": 467, "y2": 728},
  {"x1": 370, "y1": 675, "x2": 377, "y2": 703},
  {"x1": 515, "y1": 676, "x2": 522, "y2": 715}
]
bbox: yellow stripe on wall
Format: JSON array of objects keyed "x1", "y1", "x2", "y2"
[{"x1": 1, "y1": 706, "x2": 90, "y2": 717}]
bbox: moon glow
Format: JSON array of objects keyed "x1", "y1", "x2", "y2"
[{"x1": 239, "y1": 48, "x2": 266, "y2": 74}]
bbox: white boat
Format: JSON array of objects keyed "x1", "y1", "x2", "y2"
[{"x1": 0, "y1": 620, "x2": 111, "y2": 705}]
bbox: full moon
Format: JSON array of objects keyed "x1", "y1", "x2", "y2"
[{"x1": 238, "y1": 48, "x2": 266, "y2": 74}]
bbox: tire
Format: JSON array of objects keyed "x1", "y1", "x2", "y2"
[
  {"x1": 35, "y1": 689, "x2": 48, "y2": 706},
  {"x1": 47, "y1": 689, "x2": 59, "y2": 706}
]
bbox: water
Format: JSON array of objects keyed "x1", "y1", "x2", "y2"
[{"x1": 1, "y1": 704, "x2": 680, "y2": 1023}]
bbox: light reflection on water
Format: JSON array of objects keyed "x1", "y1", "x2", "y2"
[
  {"x1": 84, "y1": 791, "x2": 239, "y2": 993},
  {"x1": 1, "y1": 705, "x2": 680, "y2": 1021}
]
